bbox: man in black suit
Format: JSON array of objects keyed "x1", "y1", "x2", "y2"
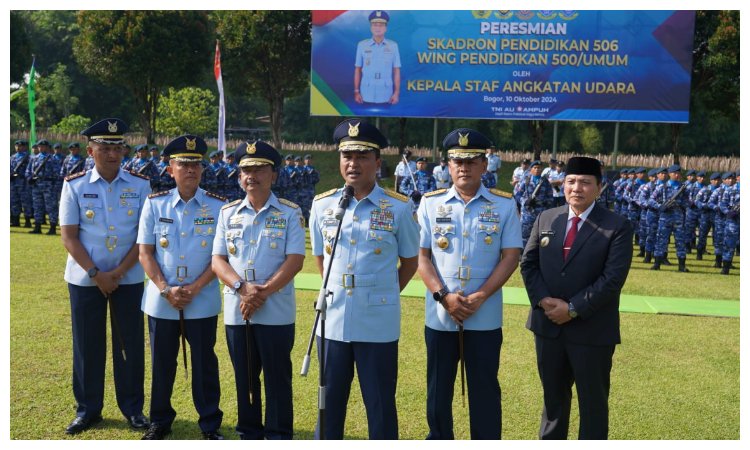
[{"x1": 520, "y1": 156, "x2": 633, "y2": 440}]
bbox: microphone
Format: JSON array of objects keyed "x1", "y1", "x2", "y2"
[{"x1": 334, "y1": 185, "x2": 354, "y2": 220}]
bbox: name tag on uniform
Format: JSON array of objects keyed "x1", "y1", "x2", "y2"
[
  {"x1": 194, "y1": 217, "x2": 215, "y2": 225},
  {"x1": 323, "y1": 218, "x2": 338, "y2": 227},
  {"x1": 265, "y1": 217, "x2": 287, "y2": 229},
  {"x1": 120, "y1": 192, "x2": 139, "y2": 199},
  {"x1": 228, "y1": 223, "x2": 242, "y2": 229},
  {"x1": 370, "y1": 209, "x2": 394, "y2": 232},
  {"x1": 159, "y1": 218, "x2": 174, "y2": 223},
  {"x1": 83, "y1": 193, "x2": 98, "y2": 198}
]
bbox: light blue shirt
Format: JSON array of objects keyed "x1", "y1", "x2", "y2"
[
  {"x1": 137, "y1": 188, "x2": 226, "y2": 320},
  {"x1": 310, "y1": 184, "x2": 419, "y2": 343},
  {"x1": 59, "y1": 167, "x2": 151, "y2": 286},
  {"x1": 213, "y1": 194, "x2": 306, "y2": 326},
  {"x1": 355, "y1": 38, "x2": 401, "y2": 103},
  {"x1": 417, "y1": 185, "x2": 522, "y2": 332}
]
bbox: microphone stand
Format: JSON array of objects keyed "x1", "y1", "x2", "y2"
[{"x1": 300, "y1": 185, "x2": 352, "y2": 440}]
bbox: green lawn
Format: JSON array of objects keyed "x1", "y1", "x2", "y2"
[{"x1": 9, "y1": 225, "x2": 739, "y2": 440}]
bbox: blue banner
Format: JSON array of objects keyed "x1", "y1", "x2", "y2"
[{"x1": 311, "y1": 10, "x2": 695, "y2": 123}]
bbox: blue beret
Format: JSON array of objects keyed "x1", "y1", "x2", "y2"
[
  {"x1": 369, "y1": 10, "x2": 389, "y2": 23},
  {"x1": 656, "y1": 167, "x2": 667, "y2": 174},
  {"x1": 68, "y1": 142, "x2": 80, "y2": 149},
  {"x1": 135, "y1": 144, "x2": 148, "y2": 152},
  {"x1": 36, "y1": 139, "x2": 50, "y2": 146},
  {"x1": 208, "y1": 151, "x2": 218, "y2": 158},
  {"x1": 549, "y1": 158, "x2": 559, "y2": 164},
  {"x1": 15, "y1": 139, "x2": 28, "y2": 146},
  {"x1": 722, "y1": 171, "x2": 735, "y2": 179},
  {"x1": 442, "y1": 128, "x2": 493, "y2": 159},
  {"x1": 234, "y1": 140, "x2": 281, "y2": 169},
  {"x1": 53, "y1": 142, "x2": 62, "y2": 149},
  {"x1": 163, "y1": 135, "x2": 207, "y2": 161},
  {"x1": 667, "y1": 164, "x2": 681, "y2": 173},
  {"x1": 686, "y1": 169, "x2": 696, "y2": 176},
  {"x1": 334, "y1": 118, "x2": 388, "y2": 151},
  {"x1": 284, "y1": 154, "x2": 293, "y2": 161},
  {"x1": 304, "y1": 154, "x2": 312, "y2": 159},
  {"x1": 635, "y1": 167, "x2": 646, "y2": 174},
  {"x1": 149, "y1": 145, "x2": 159, "y2": 151},
  {"x1": 294, "y1": 156, "x2": 302, "y2": 162},
  {"x1": 710, "y1": 172, "x2": 721, "y2": 180},
  {"x1": 80, "y1": 118, "x2": 128, "y2": 144},
  {"x1": 416, "y1": 157, "x2": 426, "y2": 162},
  {"x1": 619, "y1": 168, "x2": 628, "y2": 174},
  {"x1": 529, "y1": 160, "x2": 541, "y2": 167},
  {"x1": 647, "y1": 169, "x2": 657, "y2": 177},
  {"x1": 696, "y1": 170, "x2": 706, "y2": 177}
]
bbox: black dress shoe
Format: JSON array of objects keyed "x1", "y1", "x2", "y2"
[
  {"x1": 142, "y1": 423, "x2": 172, "y2": 440},
  {"x1": 202, "y1": 430, "x2": 225, "y2": 440},
  {"x1": 127, "y1": 414, "x2": 150, "y2": 429},
  {"x1": 65, "y1": 414, "x2": 103, "y2": 435}
]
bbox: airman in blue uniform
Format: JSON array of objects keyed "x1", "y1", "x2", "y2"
[
  {"x1": 149, "y1": 145, "x2": 160, "y2": 165},
  {"x1": 354, "y1": 11, "x2": 401, "y2": 105},
  {"x1": 212, "y1": 140, "x2": 305, "y2": 439},
  {"x1": 309, "y1": 119, "x2": 419, "y2": 439},
  {"x1": 708, "y1": 173, "x2": 733, "y2": 267},
  {"x1": 624, "y1": 167, "x2": 646, "y2": 253},
  {"x1": 59, "y1": 118, "x2": 151, "y2": 435},
  {"x1": 516, "y1": 160, "x2": 554, "y2": 248},
  {"x1": 416, "y1": 128, "x2": 522, "y2": 439},
  {"x1": 26, "y1": 139, "x2": 61, "y2": 234},
  {"x1": 694, "y1": 172, "x2": 720, "y2": 260},
  {"x1": 10, "y1": 139, "x2": 33, "y2": 227},
  {"x1": 613, "y1": 169, "x2": 630, "y2": 216},
  {"x1": 683, "y1": 170, "x2": 704, "y2": 253},
  {"x1": 400, "y1": 156, "x2": 437, "y2": 206},
  {"x1": 137, "y1": 135, "x2": 226, "y2": 440},
  {"x1": 650, "y1": 165, "x2": 690, "y2": 272},
  {"x1": 596, "y1": 163, "x2": 614, "y2": 210},
  {"x1": 718, "y1": 172, "x2": 739, "y2": 274},
  {"x1": 224, "y1": 153, "x2": 242, "y2": 201},
  {"x1": 299, "y1": 154, "x2": 320, "y2": 225},
  {"x1": 153, "y1": 150, "x2": 175, "y2": 193},
  {"x1": 481, "y1": 167, "x2": 497, "y2": 188},
  {"x1": 199, "y1": 159, "x2": 217, "y2": 193},
  {"x1": 52, "y1": 143, "x2": 66, "y2": 199},
  {"x1": 208, "y1": 151, "x2": 227, "y2": 198},
  {"x1": 120, "y1": 144, "x2": 133, "y2": 168},
  {"x1": 635, "y1": 169, "x2": 656, "y2": 261}
]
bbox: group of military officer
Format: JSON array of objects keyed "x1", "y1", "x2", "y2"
[
  {"x1": 272, "y1": 153, "x2": 320, "y2": 226},
  {"x1": 612, "y1": 165, "x2": 740, "y2": 274}
]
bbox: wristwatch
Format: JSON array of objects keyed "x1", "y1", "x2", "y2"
[
  {"x1": 432, "y1": 287, "x2": 448, "y2": 303},
  {"x1": 160, "y1": 285, "x2": 171, "y2": 299},
  {"x1": 232, "y1": 280, "x2": 244, "y2": 293},
  {"x1": 87, "y1": 266, "x2": 99, "y2": 278},
  {"x1": 567, "y1": 302, "x2": 578, "y2": 319}
]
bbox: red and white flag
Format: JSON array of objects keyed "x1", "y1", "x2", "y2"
[{"x1": 214, "y1": 40, "x2": 226, "y2": 155}]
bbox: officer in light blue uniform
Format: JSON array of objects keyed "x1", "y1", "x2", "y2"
[
  {"x1": 59, "y1": 118, "x2": 151, "y2": 435},
  {"x1": 417, "y1": 128, "x2": 522, "y2": 439},
  {"x1": 309, "y1": 118, "x2": 419, "y2": 439},
  {"x1": 650, "y1": 164, "x2": 690, "y2": 272},
  {"x1": 718, "y1": 172, "x2": 739, "y2": 274},
  {"x1": 354, "y1": 11, "x2": 401, "y2": 105},
  {"x1": 516, "y1": 160, "x2": 554, "y2": 248},
  {"x1": 26, "y1": 139, "x2": 61, "y2": 234},
  {"x1": 137, "y1": 135, "x2": 226, "y2": 440},
  {"x1": 694, "y1": 172, "x2": 721, "y2": 260},
  {"x1": 212, "y1": 140, "x2": 305, "y2": 440},
  {"x1": 10, "y1": 139, "x2": 33, "y2": 227},
  {"x1": 400, "y1": 156, "x2": 437, "y2": 206}
]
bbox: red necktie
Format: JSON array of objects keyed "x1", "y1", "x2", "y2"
[{"x1": 563, "y1": 216, "x2": 581, "y2": 260}]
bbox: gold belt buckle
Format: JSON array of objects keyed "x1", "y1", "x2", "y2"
[
  {"x1": 176, "y1": 266, "x2": 188, "y2": 283},
  {"x1": 458, "y1": 266, "x2": 471, "y2": 280},
  {"x1": 244, "y1": 268, "x2": 256, "y2": 282},
  {"x1": 342, "y1": 274, "x2": 355, "y2": 288}
]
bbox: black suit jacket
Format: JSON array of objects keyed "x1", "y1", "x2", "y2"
[{"x1": 521, "y1": 204, "x2": 633, "y2": 346}]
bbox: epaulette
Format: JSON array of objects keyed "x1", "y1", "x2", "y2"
[
  {"x1": 279, "y1": 198, "x2": 300, "y2": 209},
  {"x1": 64, "y1": 171, "x2": 87, "y2": 182},
  {"x1": 221, "y1": 199, "x2": 242, "y2": 210},
  {"x1": 424, "y1": 188, "x2": 447, "y2": 198},
  {"x1": 148, "y1": 190, "x2": 171, "y2": 199},
  {"x1": 205, "y1": 191, "x2": 227, "y2": 202},
  {"x1": 129, "y1": 170, "x2": 151, "y2": 181},
  {"x1": 314, "y1": 188, "x2": 337, "y2": 201},
  {"x1": 383, "y1": 189, "x2": 408, "y2": 202},
  {"x1": 490, "y1": 188, "x2": 513, "y2": 199}
]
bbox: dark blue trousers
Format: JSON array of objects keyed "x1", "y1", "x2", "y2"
[
  {"x1": 68, "y1": 283, "x2": 144, "y2": 419},
  {"x1": 534, "y1": 335, "x2": 615, "y2": 440},
  {"x1": 148, "y1": 315, "x2": 222, "y2": 432},
  {"x1": 225, "y1": 323, "x2": 295, "y2": 440},
  {"x1": 425, "y1": 326, "x2": 503, "y2": 440},
  {"x1": 314, "y1": 338, "x2": 399, "y2": 440}
]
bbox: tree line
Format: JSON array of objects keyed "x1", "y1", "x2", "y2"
[{"x1": 10, "y1": 10, "x2": 739, "y2": 159}]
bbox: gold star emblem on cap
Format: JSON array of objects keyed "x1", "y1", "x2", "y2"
[
  {"x1": 108, "y1": 121, "x2": 118, "y2": 132},
  {"x1": 247, "y1": 142, "x2": 256, "y2": 154},
  {"x1": 348, "y1": 122, "x2": 360, "y2": 137},
  {"x1": 458, "y1": 132, "x2": 469, "y2": 147},
  {"x1": 186, "y1": 137, "x2": 196, "y2": 151}
]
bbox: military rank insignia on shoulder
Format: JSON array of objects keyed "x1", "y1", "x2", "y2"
[
  {"x1": 489, "y1": 188, "x2": 513, "y2": 199},
  {"x1": 129, "y1": 171, "x2": 151, "y2": 181},
  {"x1": 205, "y1": 191, "x2": 227, "y2": 202},
  {"x1": 65, "y1": 171, "x2": 87, "y2": 182},
  {"x1": 383, "y1": 189, "x2": 408, "y2": 202},
  {"x1": 424, "y1": 188, "x2": 447, "y2": 198},
  {"x1": 148, "y1": 190, "x2": 171, "y2": 199},
  {"x1": 314, "y1": 188, "x2": 337, "y2": 201},
  {"x1": 222, "y1": 199, "x2": 242, "y2": 210},
  {"x1": 279, "y1": 198, "x2": 300, "y2": 209}
]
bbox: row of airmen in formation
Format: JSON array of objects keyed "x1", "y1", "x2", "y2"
[{"x1": 10, "y1": 139, "x2": 320, "y2": 232}]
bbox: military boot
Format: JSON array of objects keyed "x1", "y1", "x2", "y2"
[
  {"x1": 637, "y1": 246, "x2": 645, "y2": 257},
  {"x1": 721, "y1": 260, "x2": 731, "y2": 275},
  {"x1": 677, "y1": 257, "x2": 689, "y2": 273},
  {"x1": 24, "y1": 217, "x2": 32, "y2": 228},
  {"x1": 650, "y1": 256, "x2": 662, "y2": 271},
  {"x1": 643, "y1": 251, "x2": 652, "y2": 264},
  {"x1": 10, "y1": 215, "x2": 20, "y2": 227},
  {"x1": 696, "y1": 247, "x2": 704, "y2": 260},
  {"x1": 47, "y1": 223, "x2": 57, "y2": 235},
  {"x1": 713, "y1": 255, "x2": 722, "y2": 268},
  {"x1": 662, "y1": 257, "x2": 673, "y2": 266},
  {"x1": 29, "y1": 222, "x2": 42, "y2": 234},
  {"x1": 686, "y1": 241, "x2": 692, "y2": 254}
]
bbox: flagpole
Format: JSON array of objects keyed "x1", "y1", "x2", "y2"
[
  {"x1": 214, "y1": 40, "x2": 226, "y2": 159},
  {"x1": 28, "y1": 56, "x2": 37, "y2": 145}
]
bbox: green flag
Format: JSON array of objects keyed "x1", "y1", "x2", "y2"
[{"x1": 28, "y1": 58, "x2": 36, "y2": 144}]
